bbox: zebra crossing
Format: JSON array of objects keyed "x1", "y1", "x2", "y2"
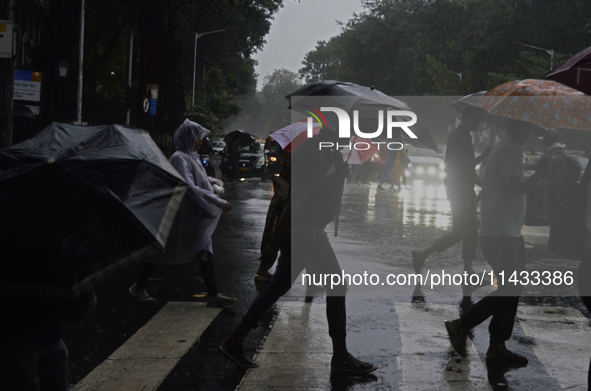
[{"x1": 70, "y1": 300, "x2": 591, "y2": 390}]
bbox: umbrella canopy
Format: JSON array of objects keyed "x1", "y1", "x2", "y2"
[
  {"x1": 476, "y1": 79, "x2": 591, "y2": 131},
  {"x1": 223, "y1": 129, "x2": 255, "y2": 149},
  {"x1": 340, "y1": 137, "x2": 380, "y2": 165},
  {"x1": 268, "y1": 120, "x2": 321, "y2": 152},
  {"x1": 545, "y1": 46, "x2": 591, "y2": 95},
  {"x1": 286, "y1": 80, "x2": 438, "y2": 152},
  {"x1": 450, "y1": 91, "x2": 487, "y2": 114},
  {"x1": 0, "y1": 123, "x2": 187, "y2": 298}
]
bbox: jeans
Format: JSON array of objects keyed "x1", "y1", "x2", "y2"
[
  {"x1": 432, "y1": 188, "x2": 478, "y2": 261},
  {"x1": 242, "y1": 229, "x2": 347, "y2": 339},
  {"x1": 460, "y1": 236, "x2": 525, "y2": 345}
]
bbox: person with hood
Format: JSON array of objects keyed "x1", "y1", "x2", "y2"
[{"x1": 129, "y1": 119, "x2": 236, "y2": 308}]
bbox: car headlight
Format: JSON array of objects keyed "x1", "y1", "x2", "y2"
[
  {"x1": 439, "y1": 162, "x2": 445, "y2": 170},
  {"x1": 256, "y1": 157, "x2": 265, "y2": 168},
  {"x1": 415, "y1": 166, "x2": 424, "y2": 174},
  {"x1": 269, "y1": 156, "x2": 277, "y2": 162},
  {"x1": 427, "y1": 166, "x2": 437, "y2": 175}
]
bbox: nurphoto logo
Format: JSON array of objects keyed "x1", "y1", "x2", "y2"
[{"x1": 302, "y1": 105, "x2": 418, "y2": 151}]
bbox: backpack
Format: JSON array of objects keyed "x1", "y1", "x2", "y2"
[{"x1": 548, "y1": 181, "x2": 588, "y2": 260}]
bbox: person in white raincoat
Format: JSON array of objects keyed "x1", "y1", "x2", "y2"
[{"x1": 129, "y1": 119, "x2": 237, "y2": 308}]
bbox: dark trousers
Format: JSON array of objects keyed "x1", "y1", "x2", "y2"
[
  {"x1": 460, "y1": 236, "x2": 525, "y2": 345},
  {"x1": 432, "y1": 188, "x2": 478, "y2": 261},
  {"x1": 577, "y1": 260, "x2": 591, "y2": 389},
  {"x1": 229, "y1": 152, "x2": 240, "y2": 180},
  {"x1": 242, "y1": 229, "x2": 347, "y2": 339}
]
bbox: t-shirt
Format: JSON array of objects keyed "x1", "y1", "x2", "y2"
[{"x1": 479, "y1": 137, "x2": 526, "y2": 237}]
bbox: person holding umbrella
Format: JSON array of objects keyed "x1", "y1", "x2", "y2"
[
  {"x1": 129, "y1": 119, "x2": 237, "y2": 308},
  {"x1": 412, "y1": 107, "x2": 491, "y2": 277},
  {"x1": 220, "y1": 128, "x2": 377, "y2": 374},
  {"x1": 445, "y1": 120, "x2": 550, "y2": 363}
]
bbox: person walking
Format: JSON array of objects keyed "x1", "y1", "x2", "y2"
[
  {"x1": 129, "y1": 119, "x2": 236, "y2": 308},
  {"x1": 412, "y1": 107, "x2": 491, "y2": 275},
  {"x1": 378, "y1": 146, "x2": 409, "y2": 191},
  {"x1": 445, "y1": 121, "x2": 549, "y2": 363},
  {"x1": 220, "y1": 128, "x2": 377, "y2": 374}
]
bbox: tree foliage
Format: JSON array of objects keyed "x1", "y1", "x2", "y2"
[
  {"x1": 300, "y1": 0, "x2": 591, "y2": 96},
  {"x1": 33, "y1": 0, "x2": 282, "y2": 152}
]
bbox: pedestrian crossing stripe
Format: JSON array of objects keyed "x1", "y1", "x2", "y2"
[
  {"x1": 394, "y1": 303, "x2": 492, "y2": 390},
  {"x1": 517, "y1": 306, "x2": 591, "y2": 390},
  {"x1": 71, "y1": 302, "x2": 221, "y2": 391},
  {"x1": 69, "y1": 300, "x2": 591, "y2": 390}
]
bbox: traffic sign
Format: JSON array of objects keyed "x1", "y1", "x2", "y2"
[{"x1": 143, "y1": 97, "x2": 150, "y2": 113}]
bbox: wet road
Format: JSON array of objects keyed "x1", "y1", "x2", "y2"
[{"x1": 63, "y1": 170, "x2": 590, "y2": 390}]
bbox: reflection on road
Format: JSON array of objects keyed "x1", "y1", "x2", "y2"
[{"x1": 357, "y1": 178, "x2": 451, "y2": 229}]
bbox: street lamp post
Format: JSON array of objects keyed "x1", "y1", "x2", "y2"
[
  {"x1": 192, "y1": 29, "x2": 226, "y2": 106},
  {"x1": 520, "y1": 43, "x2": 555, "y2": 71},
  {"x1": 59, "y1": 61, "x2": 68, "y2": 122}
]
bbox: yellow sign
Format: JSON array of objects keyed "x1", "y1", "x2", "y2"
[
  {"x1": 0, "y1": 24, "x2": 6, "y2": 32},
  {"x1": 32, "y1": 72, "x2": 42, "y2": 82}
]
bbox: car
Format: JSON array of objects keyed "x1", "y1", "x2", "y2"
[
  {"x1": 211, "y1": 140, "x2": 226, "y2": 156},
  {"x1": 221, "y1": 140, "x2": 267, "y2": 180},
  {"x1": 405, "y1": 145, "x2": 445, "y2": 179}
]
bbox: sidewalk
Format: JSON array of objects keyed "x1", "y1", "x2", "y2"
[{"x1": 522, "y1": 225, "x2": 550, "y2": 247}]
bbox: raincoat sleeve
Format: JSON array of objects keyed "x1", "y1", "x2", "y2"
[{"x1": 170, "y1": 155, "x2": 227, "y2": 214}]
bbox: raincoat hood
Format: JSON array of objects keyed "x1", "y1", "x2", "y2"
[{"x1": 173, "y1": 119, "x2": 211, "y2": 155}]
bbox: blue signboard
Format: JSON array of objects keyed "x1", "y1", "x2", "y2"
[
  {"x1": 150, "y1": 98, "x2": 157, "y2": 116},
  {"x1": 15, "y1": 70, "x2": 33, "y2": 81}
]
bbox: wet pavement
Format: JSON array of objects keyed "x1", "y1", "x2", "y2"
[{"x1": 63, "y1": 169, "x2": 591, "y2": 390}]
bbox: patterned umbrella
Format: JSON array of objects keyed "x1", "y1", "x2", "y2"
[{"x1": 476, "y1": 79, "x2": 591, "y2": 131}]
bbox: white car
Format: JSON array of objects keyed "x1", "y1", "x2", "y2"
[{"x1": 405, "y1": 145, "x2": 445, "y2": 179}]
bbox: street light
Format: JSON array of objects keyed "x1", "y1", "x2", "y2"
[
  {"x1": 519, "y1": 42, "x2": 555, "y2": 71},
  {"x1": 192, "y1": 29, "x2": 227, "y2": 106}
]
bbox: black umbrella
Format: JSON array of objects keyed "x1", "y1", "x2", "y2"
[
  {"x1": 286, "y1": 80, "x2": 438, "y2": 151},
  {"x1": 0, "y1": 123, "x2": 187, "y2": 298},
  {"x1": 223, "y1": 129, "x2": 255, "y2": 149}
]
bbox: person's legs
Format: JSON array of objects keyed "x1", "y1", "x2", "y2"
[
  {"x1": 461, "y1": 193, "x2": 479, "y2": 274},
  {"x1": 196, "y1": 250, "x2": 237, "y2": 307},
  {"x1": 446, "y1": 236, "x2": 526, "y2": 361},
  {"x1": 299, "y1": 230, "x2": 376, "y2": 373},
  {"x1": 222, "y1": 251, "x2": 296, "y2": 367},
  {"x1": 413, "y1": 192, "x2": 467, "y2": 272},
  {"x1": 129, "y1": 262, "x2": 158, "y2": 304}
]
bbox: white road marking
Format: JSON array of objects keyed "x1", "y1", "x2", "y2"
[
  {"x1": 394, "y1": 302, "x2": 492, "y2": 391},
  {"x1": 517, "y1": 306, "x2": 591, "y2": 391},
  {"x1": 237, "y1": 301, "x2": 332, "y2": 390},
  {"x1": 72, "y1": 302, "x2": 221, "y2": 391}
]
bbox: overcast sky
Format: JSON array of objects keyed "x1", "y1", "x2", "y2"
[{"x1": 253, "y1": 0, "x2": 365, "y2": 91}]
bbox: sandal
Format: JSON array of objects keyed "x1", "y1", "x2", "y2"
[
  {"x1": 220, "y1": 341, "x2": 259, "y2": 368},
  {"x1": 445, "y1": 320, "x2": 467, "y2": 358},
  {"x1": 331, "y1": 354, "x2": 377, "y2": 375}
]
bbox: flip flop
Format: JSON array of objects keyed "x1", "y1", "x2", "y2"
[
  {"x1": 220, "y1": 341, "x2": 259, "y2": 368},
  {"x1": 445, "y1": 320, "x2": 467, "y2": 358},
  {"x1": 331, "y1": 354, "x2": 378, "y2": 375}
]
